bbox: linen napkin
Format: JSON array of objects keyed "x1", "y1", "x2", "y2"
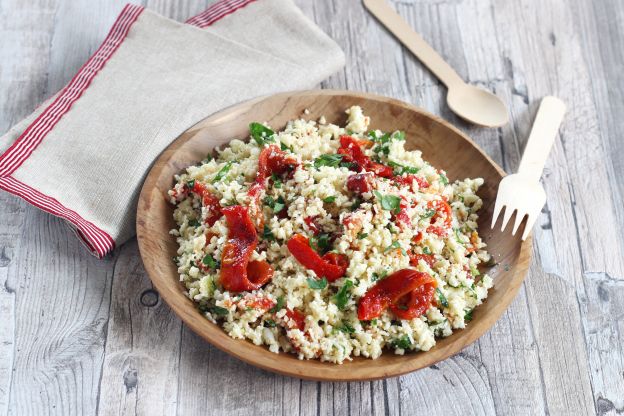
[{"x1": 0, "y1": 0, "x2": 345, "y2": 258}]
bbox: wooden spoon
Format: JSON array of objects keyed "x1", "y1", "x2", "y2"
[{"x1": 363, "y1": 0, "x2": 509, "y2": 127}]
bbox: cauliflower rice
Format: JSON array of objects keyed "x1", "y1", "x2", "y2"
[{"x1": 169, "y1": 106, "x2": 492, "y2": 363}]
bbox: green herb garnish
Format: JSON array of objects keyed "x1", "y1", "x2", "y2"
[
  {"x1": 262, "y1": 225, "x2": 275, "y2": 241},
  {"x1": 188, "y1": 219, "x2": 201, "y2": 227},
  {"x1": 212, "y1": 161, "x2": 233, "y2": 183},
  {"x1": 264, "y1": 195, "x2": 286, "y2": 213},
  {"x1": 333, "y1": 279, "x2": 353, "y2": 310},
  {"x1": 464, "y1": 309, "x2": 474, "y2": 321},
  {"x1": 210, "y1": 306, "x2": 229, "y2": 316},
  {"x1": 372, "y1": 270, "x2": 388, "y2": 281},
  {"x1": 440, "y1": 173, "x2": 449, "y2": 185},
  {"x1": 264, "y1": 319, "x2": 277, "y2": 328},
  {"x1": 314, "y1": 153, "x2": 344, "y2": 169},
  {"x1": 323, "y1": 196, "x2": 336, "y2": 203},
  {"x1": 436, "y1": 288, "x2": 449, "y2": 308},
  {"x1": 249, "y1": 122, "x2": 275, "y2": 145},
  {"x1": 336, "y1": 322, "x2": 355, "y2": 334},
  {"x1": 280, "y1": 142, "x2": 293, "y2": 152},
  {"x1": 373, "y1": 191, "x2": 401, "y2": 214},
  {"x1": 423, "y1": 246, "x2": 432, "y2": 255},
  {"x1": 388, "y1": 161, "x2": 420, "y2": 175},
  {"x1": 186, "y1": 179, "x2": 196, "y2": 189},
  {"x1": 270, "y1": 296, "x2": 285, "y2": 313},
  {"x1": 307, "y1": 277, "x2": 328, "y2": 290},
  {"x1": 421, "y1": 209, "x2": 436, "y2": 219},
  {"x1": 202, "y1": 253, "x2": 218, "y2": 269},
  {"x1": 309, "y1": 233, "x2": 331, "y2": 254},
  {"x1": 356, "y1": 232, "x2": 368, "y2": 240},
  {"x1": 271, "y1": 173, "x2": 282, "y2": 188},
  {"x1": 392, "y1": 335, "x2": 412, "y2": 349},
  {"x1": 351, "y1": 198, "x2": 362, "y2": 211},
  {"x1": 385, "y1": 241, "x2": 406, "y2": 255}
]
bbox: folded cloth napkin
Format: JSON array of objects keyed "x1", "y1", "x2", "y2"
[{"x1": 0, "y1": 0, "x2": 345, "y2": 258}]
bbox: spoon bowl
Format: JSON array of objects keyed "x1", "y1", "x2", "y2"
[{"x1": 447, "y1": 84, "x2": 509, "y2": 127}]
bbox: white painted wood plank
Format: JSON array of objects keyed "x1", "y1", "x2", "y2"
[{"x1": 97, "y1": 241, "x2": 181, "y2": 416}]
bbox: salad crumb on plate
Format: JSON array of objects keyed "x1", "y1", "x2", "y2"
[{"x1": 169, "y1": 106, "x2": 492, "y2": 364}]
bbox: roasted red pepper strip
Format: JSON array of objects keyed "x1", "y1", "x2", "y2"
[
  {"x1": 191, "y1": 182, "x2": 222, "y2": 226},
  {"x1": 358, "y1": 269, "x2": 433, "y2": 320},
  {"x1": 338, "y1": 136, "x2": 394, "y2": 178},
  {"x1": 219, "y1": 206, "x2": 273, "y2": 292},
  {"x1": 248, "y1": 145, "x2": 299, "y2": 226},
  {"x1": 389, "y1": 274, "x2": 437, "y2": 320},
  {"x1": 304, "y1": 216, "x2": 321, "y2": 235},
  {"x1": 395, "y1": 197, "x2": 411, "y2": 229},
  {"x1": 256, "y1": 144, "x2": 299, "y2": 185},
  {"x1": 393, "y1": 175, "x2": 429, "y2": 189},
  {"x1": 285, "y1": 309, "x2": 306, "y2": 331},
  {"x1": 408, "y1": 252, "x2": 436, "y2": 268},
  {"x1": 287, "y1": 234, "x2": 349, "y2": 282},
  {"x1": 426, "y1": 199, "x2": 452, "y2": 236},
  {"x1": 346, "y1": 173, "x2": 373, "y2": 194}
]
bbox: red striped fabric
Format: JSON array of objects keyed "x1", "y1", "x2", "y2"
[
  {"x1": 0, "y1": 0, "x2": 256, "y2": 258},
  {"x1": 0, "y1": 4, "x2": 145, "y2": 178},
  {"x1": 186, "y1": 0, "x2": 257, "y2": 28},
  {"x1": 0, "y1": 177, "x2": 115, "y2": 257}
]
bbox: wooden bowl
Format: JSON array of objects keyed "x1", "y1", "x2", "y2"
[{"x1": 137, "y1": 90, "x2": 531, "y2": 381}]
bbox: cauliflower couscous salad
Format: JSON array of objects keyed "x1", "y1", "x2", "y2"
[{"x1": 168, "y1": 106, "x2": 492, "y2": 364}]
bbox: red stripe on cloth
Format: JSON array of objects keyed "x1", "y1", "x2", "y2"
[
  {"x1": 0, "y1": 177, "x2": 115, "y2": 258},
  {"x1": 0, "y1": 4, "x2": 144, "y2": 177},
  {"x1": 186, "y1": 0, "x2": 256, "y2": 28}
]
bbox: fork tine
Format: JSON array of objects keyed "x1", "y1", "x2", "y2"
[
  {"x1": 511, "y1": 210, "x2": 526, "y2": 236},
  {"x1": 500, "y1": 206, "x2": 515, "y2": 232},
  {"x1": 491, "y1": 198, "x2": 504, "y2": 229},
  {"x1": 521, "y1": 212, "x2": 539, "y2": 240}
]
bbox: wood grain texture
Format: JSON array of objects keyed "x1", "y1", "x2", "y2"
[{"x1": 0, "y1": 0, "x2": 622, "y2": 414}]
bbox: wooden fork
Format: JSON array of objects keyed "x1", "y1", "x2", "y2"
[{"x1": 491, "y1": 96, "x2": 566, "y2": 240}]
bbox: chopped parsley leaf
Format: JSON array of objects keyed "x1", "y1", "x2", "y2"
[
  {"x1": 372, "y1": 270, "x2": 388, "y2": 281},
  {"x1": 186, "y1": 179, "x2": 195, "y2": 189},
  {"x1": 212, "y1": 161, "x2": 233, "y2": 183},
  {"x1": 423, "y1": 246, "x2": 432, "y2": 255},
  {"x1": 202, "y1": 253, "x2": 218, "y2": 269},
  {"x1": 314, "y1": 153, "x2": 344, "y2": 169},
  {"x1": 336, "y1": 322, "x2": 355, "y2": 334},
  {"x1": 421, "y1": 208, "x2": 436, "y2": 219},
  {"x1": 392, "y1": 335, "x2": 412, "y2": 350},
  {"x1": 373, "y1": 191, "x2": 401, "y2": 214},
  {"x1": 310, "y1": 233, "x2": 331, "y2": 254},
  {"x1": 333, "y1": 279, "x2": 353, "y2": 310},
  {"x1": 249, "y1": 122, "x2": 275, "y2": 145},
  {"x1": 262, "y1": 225, "x2": 275, "y2": 241},
  {"x1": 307, "y1": 277, "x2": 328, "y2": 290},
  {"x1": 357, "y1": 232, "x2": 368, "y2": 240},
  {"x1": 464, "y1": 309, "x2": 474, "y2": 321},
  {"x1": 188, "y1": 219, "x2": 201, "y2": 227},
  {"x1": 210, "y1": 306, "x2": 229, "y2": 316},
  {"x1": 264, "y1": 319, "x2": 277, "y2": 328},
  {"x1": 271, "y1": 173, "x2": 282, "y2": 188},
  {"x1": 385, "y1": 241, "x2": 406, "y2": 255},
  {"x1": 439, "y1": 173, "x2": 449, "y2": 185},
  {"x1": 269, "y1": 296, "x2": 285, "y2": 313},
  {"x1": 323, "y1": 196, "x2": 336, "y2": 203},
  {"x1": 436, "y1": 288, "x2": 449, "y2": 308}
]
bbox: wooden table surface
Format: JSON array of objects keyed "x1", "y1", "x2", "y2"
[{"x1": 1, "y1": 0, "x2": 623, "y2": 415}]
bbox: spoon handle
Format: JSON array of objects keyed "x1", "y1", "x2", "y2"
[
  {"x1": 363, "y1": 0, "x2": 464, "y2": 88},
  {"x1": 517, "y1": 96, "x2": 566, "y2": 183}
]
